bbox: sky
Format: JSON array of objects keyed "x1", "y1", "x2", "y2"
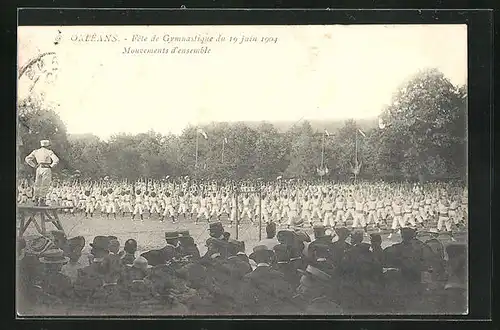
[{"x1": 18, "y1": 25, "x2": 467, "y2": 140}]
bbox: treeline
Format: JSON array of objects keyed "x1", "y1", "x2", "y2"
[{"x1": 17, "y1": 68, "x2": 467, "y2": 183}]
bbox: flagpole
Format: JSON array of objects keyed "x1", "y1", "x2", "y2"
[
  {"x1": 321, "y1": 132, "x2": 325, "y2": 169},
  {"x1": 221, "y1": 138, "x2": 225, "y2": 163},
  {"x1": 354, "y1": 128, "x2": 358, "y2": 184},
  {"x1": 195, "y1": 131, "x2": 199, "y2": 169}
]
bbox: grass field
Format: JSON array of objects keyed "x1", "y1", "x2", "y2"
[{"x1": 22, "y1": 210, "x2": 468, "y2": 258}]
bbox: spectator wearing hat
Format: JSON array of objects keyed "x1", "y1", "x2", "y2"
[
  {"x1": 141, "y1": 244, "x2": 176, "y2": 267},
  {"x1": 73, "y1": 236, "x2": 110, "y2": 300},
  {"x1": 37, "y1": 248, "x2": 73, "y2": 300},
  {"x1": 239, "y1": 245, "x2": 295, "y2": 314},
  {"x1": 208, "y1": 222, "x2": 226, "y2": 242},
  {"x1": 256, "y1": 221, "x2": 279, "y2": 250},
  {"x1": 391, "y1": 227, "x2": 435, "y2": 283},
  {"x1": 177, "y1": 231, "x2": 201, "y2": 260},
  {"x1": 272, "y1": 243, "x2": 300, "y2": 289},
  {"x1": 164, "y1": 231, "x2": 180, "y2": 248},
  {"x1": 277, "y1": 229, "x2": 297, "y2": 247},
  {"x1": 307, "y1": 243, "x2": 337, "y2": 277},
  {"x1": 201, "y1": 240, "x2": 245, "y2": 314},
  {"x1": 147, "y1": 260, "x2": 189, "y2": 305},
  {"x1": 370, "y1": 234, "x2": 385, "y2": 279},
  {"x1": 202, "y1": 237, "x2": 230, "y2": 260},
  {"x1": 88, "y1": 236, "x2": 111, "y2": 263},
  {"x1": 121, "y1": 256, "x2": 154, "y2": 301},
  {"x1": 107, "y1": 238, "x2": 123, "y2": 272},
  {"x1": 121, "y1": 239, "x2": 138, "y2": 266},
  {"x1": 331, "y1": 227, "x2": 352, "y2": 268},
  {"x1": 61, "y1": 236, "x2": 86, "y2": 283},
  {"x1": 21, "y1": 236, "x2": 55, "y2": 289},
  {"x1": 343, "y1": 231, "x2": 382, "y2": 297},
  {"x1": 295, "y1": 264, "x2": 343, "y2": 315},
  {"x1": 307, "y1": 225, "x2": 335, "y2": 263},
  {"x1": 224, "y1": 240, "x2": 252, "y2": 279}
]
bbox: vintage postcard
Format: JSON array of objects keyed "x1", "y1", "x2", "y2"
[{"x1": 16, "y1": 24, "x2": 467, "y2": 316}]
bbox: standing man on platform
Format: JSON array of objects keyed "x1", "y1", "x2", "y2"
[{"x1": 25, "y1": 140, "x2": 59, "y2": 206}]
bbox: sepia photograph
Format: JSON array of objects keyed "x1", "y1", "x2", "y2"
[{"x1": 16, "y1": 24, "x2": 468, "y2": 316}]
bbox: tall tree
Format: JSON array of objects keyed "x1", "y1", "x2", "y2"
[{"x1": 378, "y1": 68, "x2": 467, "y2": 181}]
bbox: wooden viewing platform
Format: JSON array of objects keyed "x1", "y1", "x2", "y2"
[{"x1": 17, "y1": 204, "x2": 74, "y2": 237}]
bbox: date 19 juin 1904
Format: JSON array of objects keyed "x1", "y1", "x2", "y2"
[{"x1": 230, "y1": 35, "x2": 278, "y2": 44}]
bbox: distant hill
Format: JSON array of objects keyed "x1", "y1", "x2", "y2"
[
  {"x1": 234, "y1": 118, "x2": 378, "y2": 133},
  {"x1": 68, "y1": 133, "x2": 102, "y2": 142},
  {"x1": 68, "y1": 118, "x2": 379, "y2": 140}
]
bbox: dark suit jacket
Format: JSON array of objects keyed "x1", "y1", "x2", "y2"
[{"x1": 239, "y1": 265, "x2": 296, "y2": 314}]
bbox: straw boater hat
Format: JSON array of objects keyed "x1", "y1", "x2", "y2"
[
  {"x1": 25, "y1": 236, "x2": 54, "y2": 255},
  {"x1": 130, "y1": 256, "x2": 152, "y2": 270},
  {"x1": 40, "y1": 140, "x2": 50, "y2": 147},
  {"x1": 429, "y1": 228, "x2": 440, "y2": 235},
  {"x1": 39, "y1": 248, "x2": 70, "y2": 264},
  {"x1": 297, "y1": 264, "x2": 332, "y2": 282},
  {"x1": 249, "y1": 245, "x2": 274, "y2": 261}
]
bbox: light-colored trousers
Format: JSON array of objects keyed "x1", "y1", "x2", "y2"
[{"x1": 34, "y1": 167, "x2": 52, "y2": 198}]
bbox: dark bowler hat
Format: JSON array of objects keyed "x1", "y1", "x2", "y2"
[
  {"x1": 249, "y1": 245, "x2": 274, "y2": 261},
  {"x1": 273, "y1": 244, "x2": 291, "y2": 263},
  {"x1": 277, "y1": 230, "x2": 297, "y2": 244},
  {"x1": 178, "y1": 230, "x2": 190, "y2": 238},
  {"x1": 89, "y1": 236, "x2": 110, "y2": 251},
  {"x1": 165, "y1": 231, "x2": 179, "y2": 240},
  {"x1": 335, "y1": 227, "x2": 351, "y2": 238},
  {"x1": 401, "y1": 227, "x2": 417, "y2": 241},
  {"x1": 209, "y1": 222, "x2": 224, "y2": 232},
  {"x1": 446, "y1": 244, "x2": 466, "y2": 260},
  {"x1": 313, "y1": 225, "x2": 331, "y2": 239}
]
